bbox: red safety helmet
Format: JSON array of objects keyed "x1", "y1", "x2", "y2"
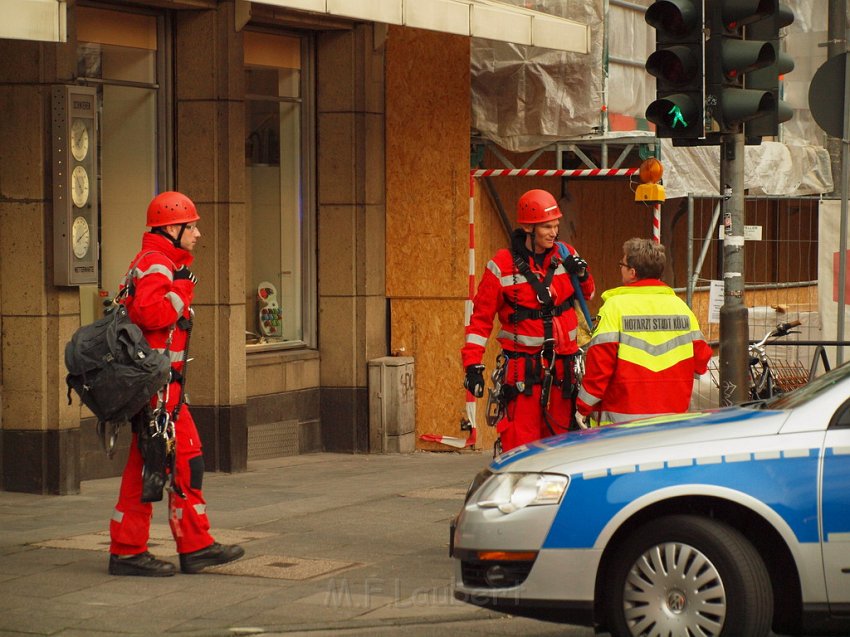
[
  {"x1": 516, "y1": 189, "x2": 562, "y2": 225},
  {"x1": 146, "y1": 191, "x2": 200, "y2": 227}
]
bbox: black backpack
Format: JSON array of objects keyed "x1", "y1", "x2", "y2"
[
  {"x1": 65, "y1": 304, "x2": 170, "y2": 425},
  {"x1": 64, "y1": 253, "x2": 172, "y2": 449}
]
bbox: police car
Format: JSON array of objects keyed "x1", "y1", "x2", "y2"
[{"x1": 451, "y1": 363, "x2": 850, "y2": 637}]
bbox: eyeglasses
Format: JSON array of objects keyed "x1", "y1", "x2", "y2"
[{"x1": 618, "y1": 261, "x2": 630, "y2": 269}]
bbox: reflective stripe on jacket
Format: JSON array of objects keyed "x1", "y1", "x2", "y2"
[
  {"x1": 461, "y1": 242, "x2": 595, "y2": 368},
  {"x1": 576, "y1": 280, "x2": 711, "y2": 425},
  {"x1": 122, "y1": 232, "x2": 194, "y2": 374}
]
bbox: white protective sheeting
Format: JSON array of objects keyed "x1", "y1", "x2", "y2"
[
  {"x1": 661, "y1": 140, "x2": 834, "y2": 199},
  {"x1": 471, "y1": 0, "x2": 604, "y2": 152},
  {"x1": 780, "y1": 0, "x2": 834, "y2": 149},
  {"x1": 470, "y1": 0, "x2": 835, "y2": 197},
  {"x1": 606, "y1": 0, "x2": 653, "y2": 128}
]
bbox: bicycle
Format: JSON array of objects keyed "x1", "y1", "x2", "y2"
[{"x1": 747, "y1": 320, "x2": 804, "y2": 400}]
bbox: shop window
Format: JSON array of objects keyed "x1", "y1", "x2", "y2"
[
  {"x1": 245, "y1": 31, "x2": 315, "y2": 349},
  {"x1": 75, "y1": 5, "x2": 166, "y2": 324}
]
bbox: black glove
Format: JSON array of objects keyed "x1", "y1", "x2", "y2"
[
  {"x1": 174, "y1": 266, "x2": 198, "y2": 285},
  {"x1": 464, "y1": 364, "x2": 486, "y2": 398},
  {"x1": 562, "y1": 254, "x2": 589, "y2": 281}
]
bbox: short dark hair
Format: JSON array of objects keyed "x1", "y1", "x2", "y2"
[{"x1": 622, "y1": 238, "x2": 665, "y2": 280}]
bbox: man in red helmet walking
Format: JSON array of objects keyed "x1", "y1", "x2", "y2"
[
  {"x1": 461, "y1": 189, "x2": 595, "y2": 453},
  {"x1": 108, "y1": 191, "x2": 244, "y2": 576}
]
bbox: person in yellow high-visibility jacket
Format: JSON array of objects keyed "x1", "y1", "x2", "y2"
[{"x1": 576, "y1": 238, "x2": 711, "y2": 427}]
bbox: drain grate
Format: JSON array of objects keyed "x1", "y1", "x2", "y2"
[{"x1": 208, "y1": 554, "x2": 361, "y2": 580}]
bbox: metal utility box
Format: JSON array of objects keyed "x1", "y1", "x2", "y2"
[{"x1": 368, "y1": 356, "x2": 415, "y2": 453}]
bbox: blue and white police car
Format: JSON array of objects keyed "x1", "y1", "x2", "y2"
[{"x1": 451, "y1": 363, "x2": 850, "y2": 637}]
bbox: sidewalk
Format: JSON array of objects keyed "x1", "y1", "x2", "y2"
[{"x1": 0, "y1": 451, "x2": 592, "y2": 636}]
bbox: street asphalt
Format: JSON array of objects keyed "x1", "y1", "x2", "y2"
[{"x1": 0, "y1": 451, "x2": 597, "y2": 637}]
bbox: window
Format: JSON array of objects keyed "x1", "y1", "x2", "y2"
[
  {"x1": 244, "y1": 31, "x2": 315, "y2": 349},
  {"x1": 75, "y1": 5, "x2": 167, "y2": 324}
]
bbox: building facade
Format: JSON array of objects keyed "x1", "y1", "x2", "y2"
[{"x1": 0, "y1": 0, "x2": 481, "y2": 493}]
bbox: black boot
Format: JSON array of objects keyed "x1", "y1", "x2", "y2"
[
  {"x1": 109, "y1": 551, "x2": 176, "y2": 577},
  {"x1": 180, "y1": 542, "x2": 245, "y2": 574}
]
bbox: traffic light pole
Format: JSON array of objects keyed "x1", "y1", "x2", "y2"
[{"x1": 718, "y1": 133, "x2": 749, "y2": 406}]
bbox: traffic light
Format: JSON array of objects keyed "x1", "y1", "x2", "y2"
[
  {"x1": 644, "y1": 0, "x2": 705, "y2": 141},
  {"x1": 705, "y1": 0, "x2": 792, "y2": 136},
  {"x1": 745, "y1": 3, "x2": 794, "y2": 139}
]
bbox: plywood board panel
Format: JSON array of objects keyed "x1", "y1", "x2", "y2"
[
  {"x1": 391, "y1": 298, "x2": 501, "y2": 452},
  {"x1": 385, "y1": 27, "x2": 470, "y2": 299}
]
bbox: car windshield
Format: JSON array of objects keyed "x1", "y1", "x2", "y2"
[{"x1": 757, "y1": 360, "x2": 850, "y2": 410}]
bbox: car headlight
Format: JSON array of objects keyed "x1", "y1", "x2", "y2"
[
  {"x1": 474, "y1": 473, "x2": 569, "y2": 514},
  {"x1": 464, "y1": 468, "x2": 493, "y2": 502}
]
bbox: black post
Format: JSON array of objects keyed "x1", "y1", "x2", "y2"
[{"x1": 718, "y1": 133, "x2": 749, "y2": 405}]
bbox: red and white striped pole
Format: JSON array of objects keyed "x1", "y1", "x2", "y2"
[
  {"x1": 464, "y1": 174, "x2": 478, "y2": 447},
  {"x1": 653, "y1": 203, "x2": 661, "y2": 243},
  {"x1": 466, "y1": 173, "x2": 476, "y2": 327},
  {"x1": 471, "y1": 168, "x2": 639, "y2": 179}
]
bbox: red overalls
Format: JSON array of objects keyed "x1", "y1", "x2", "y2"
[
  {"x1": 109, "y1": 233, "x2": 214, "y2": 556},
  {"x1": 462, "y1": 242, "x2": 595, "y2": 452}
]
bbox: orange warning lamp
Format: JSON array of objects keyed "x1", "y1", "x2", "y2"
[{"x1": 635, "y1": 158, "x2": 666, "y2": 204}]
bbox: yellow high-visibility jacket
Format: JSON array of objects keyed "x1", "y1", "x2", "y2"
[{"x1": 576, "y1": 280, "x2": 712, "y2": 426}]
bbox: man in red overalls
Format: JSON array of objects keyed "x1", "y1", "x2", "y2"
[
  {"x1": 461, "y1": 189, "x2": 595, "y2": 453},
  {"x1": 109, "y1": 191, "x2": 244, "y2": 576}
]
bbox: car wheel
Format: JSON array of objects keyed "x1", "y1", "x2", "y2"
[{"x1": 604, "y1": 514, "x2": 772, "y2": 637}]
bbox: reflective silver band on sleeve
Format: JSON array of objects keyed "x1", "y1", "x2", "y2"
[
  {"x1": 465, "y1": 333, "x2": 489, "y2": 347},
  {"x1": 577, "y1": 386, "x2": 600, "y2": 406},
  {"x1": 111, "y1": 509, "x2": 124, "y2": 523},
  {"x1": 136, "y1": 263, "x2": 174, "y2": 281},
  {"x1": 165, "y1": 291, "x2": 185, "y2": 315}
]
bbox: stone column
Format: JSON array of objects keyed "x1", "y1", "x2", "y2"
[
  {"x1": 316, "y1": 25, "x2": 387, "y2": 452},
  {"x1": 0, "y1": 32, "x2": 80, "y2": 493},
  {"x1": 173, "y1": 1, "x2": 248, "y2": 472}
]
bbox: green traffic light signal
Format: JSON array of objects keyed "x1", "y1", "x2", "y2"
[
  {"x1": 668, "y1": 105, "x2": 688, "y2": 127},
  {"x1": 644, "y1": 0, "x2": 705, "y2": 141},
  {"x1": 646, "y1": 94, "x2": 700, "y2": 135}
]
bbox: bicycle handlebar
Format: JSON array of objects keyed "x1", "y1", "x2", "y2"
[
  {"x1": 779, "y1": 320, "x2": 802, "y2": 331},
  {"x1": 753, "y1": 320, "x2": 803, "y2": 348}
]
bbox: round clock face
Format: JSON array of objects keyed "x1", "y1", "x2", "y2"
[
  {"x1": 70, "y1": 119, "x2": 89, "y2": 161},
  {"x1": 72, "y1": 216, "x2": 90, "y2": 259},
  {"x1": 71, "y1": 165, "x2": 90, "y2": 208}
]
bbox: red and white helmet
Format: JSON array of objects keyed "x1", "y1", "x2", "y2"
[
  {"x1": 516, "y1": 189, "x2": 562, "y2": 225},
  {"x1": 146, "y1": 191, "x2": 200, "y2": 227}
]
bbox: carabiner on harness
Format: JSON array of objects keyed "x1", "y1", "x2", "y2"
[
  {"x1": 539, "y1": 339, "x2": 557, "y2": 411},
  {"x1": 486, "y1": 353, "x2": 508, "y2": 427},
  {"x1": 98, "y1": 421, "x2": 122, "y2": 459}
]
